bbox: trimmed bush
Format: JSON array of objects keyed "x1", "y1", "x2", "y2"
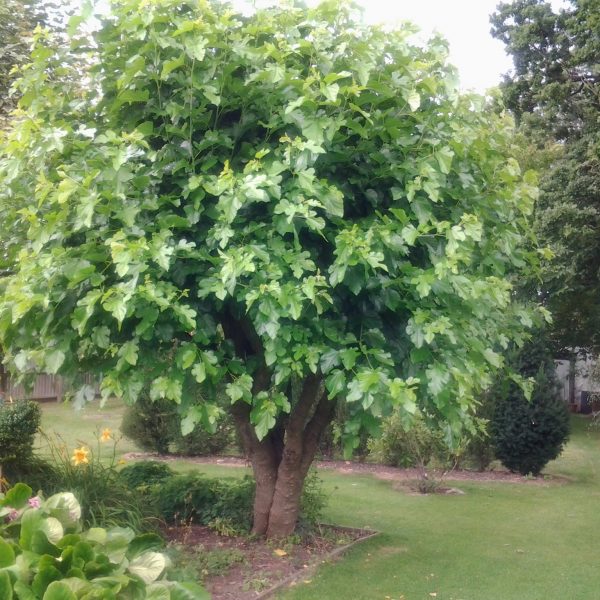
[
  {"x1": 153, "y1": 473, "x2": 255, "y2": 532},
  {"x1": 120, "y1": 392, "x2": 236, "y2": 456},
  {"x1": 120, "y1": 395, "x2": 177, "y2": 454},
  {"x1": 490, "y1": 335, "x2": 570, "y2": 476},
  {"x1": 171, "y1": 418, "x2": 236, "y2": 457},
  {"x1": 0, "y1": 399, "x2": 40, "y2": 480},
  {"x1": 119, "y1": 460, "x2": 176, "y2": 488}
]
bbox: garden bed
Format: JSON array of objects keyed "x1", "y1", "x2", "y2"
[{"x1": 162, "y1": 523, "x2": 377, "y2": 599}]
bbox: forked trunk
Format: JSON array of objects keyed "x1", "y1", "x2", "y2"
[
  {"x1": 231, "y1": 375, "x2": 335, "y2": 538},
  {"x1": 222, "y1": 312, "x2": 335, "y2": 538}
]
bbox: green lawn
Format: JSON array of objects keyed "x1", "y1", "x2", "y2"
[
  {"x1": 39, "y1": 403, "x2": 600, "y2": 600},
  {"x1": 37, "y1": 397, "x2": 140, "y2": 459}
]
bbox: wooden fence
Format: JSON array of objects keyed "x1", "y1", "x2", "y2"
[{"x1": 0, "y1": 369, "x2": 98, "y2": 402}]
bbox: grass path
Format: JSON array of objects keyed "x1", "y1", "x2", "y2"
[{"x1": 39, "y1": 402, "x2": 600, "y2": 599}]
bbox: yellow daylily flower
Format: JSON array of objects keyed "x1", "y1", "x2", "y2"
[
  {"x1": 72, "y1": 446, "x2": 90, "y2": 466},
  {"x1": 100, "y1": 428, "x2": 112, "y2": 442}
]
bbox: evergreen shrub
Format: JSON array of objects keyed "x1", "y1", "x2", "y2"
[{"x1": 490, "y1": 336, "x2": 570, "y2": 476}]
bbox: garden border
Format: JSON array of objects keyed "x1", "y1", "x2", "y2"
[{"x1": 254, "y1": 525, "x2": 379, "y2": 599}]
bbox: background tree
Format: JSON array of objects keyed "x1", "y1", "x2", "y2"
[
  {"x1": 0, "y1": 0, "x2": 64, "y2": 126},
  {"x1": 0, "y1": 0, "x2": 543, "y2": 538},
  {"x1": 491, "y1": 0, "x2": 600, "y2": 357}
]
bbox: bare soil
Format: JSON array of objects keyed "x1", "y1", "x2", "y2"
[
  {"x1": 125, "y1": 452, "x2": 569, "y2": 486},
  {"x1": 162, "y1": 523, "x2": 375, "y2": 600}
]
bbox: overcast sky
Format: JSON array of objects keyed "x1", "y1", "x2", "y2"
[{"x1": 233, "y1": 0, "x2": 568, "y2": 93}]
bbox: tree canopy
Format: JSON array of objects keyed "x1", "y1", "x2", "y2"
[
  {"x1": 0, "y1": 0, "x2": 543, "y2": 536},
  {"x1": 492, "y1": 0, "x2": 600, "y2": 355}
]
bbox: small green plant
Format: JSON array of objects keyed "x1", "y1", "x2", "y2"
[
  {"x1": 207, "y1": 517, "x2": 240, "y2": 537},
  {"x1": 242, "y1": 574, "x2": 271, "y2": 593},
  {"x1": 0, "y1": 482, "x2": 209, "y2": 599},
  {"x1": 166, "y1": 543, "x2": 246, "y2": 583},
  {"x1": 369, "y1": 412, "x2": 449, "y2": 469},
  {"x1": 298, "y1": 469, "x2": 328, "y2": 529}
]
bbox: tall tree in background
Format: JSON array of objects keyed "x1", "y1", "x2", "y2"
[
  {"x1": 491, "y1": 0, "x2": 600, "y2": 357},
  {"x1": 0, "y1": 0, "x2": 57, "y2": 125}
]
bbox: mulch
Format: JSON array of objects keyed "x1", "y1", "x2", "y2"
[
  {"x1": 124, "y1": 452, "x2": 569, "y2": 486},
  {"x1": 162, "y1": 523, "x2": 376, "y2": 600}
]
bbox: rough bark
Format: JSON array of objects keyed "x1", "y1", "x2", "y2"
[
  {"x1": 222, "y1": 308, "x2": 336, "y2": 538},
  {"x1": 230, "y1": 376, "x2": 335, "y2": 538},
  {"x1": 266, "y1": 389, "x2": 336, "y2": 538}
]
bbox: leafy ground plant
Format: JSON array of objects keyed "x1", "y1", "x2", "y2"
[{"x1": 0, "y1": 483, "x2": 209, "y2": 599}]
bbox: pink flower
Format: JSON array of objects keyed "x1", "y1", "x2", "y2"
[
  {"x1": 7, "y1": 509, "x2": 19, "y2": 521},
  {"x1": 28, "y1": 496, "x2": 41, "y2": 509}
]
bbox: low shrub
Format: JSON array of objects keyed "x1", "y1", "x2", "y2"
[
  {"x1": 155, "y1": 474, "x2": 255, "y2": 533},
  {"x1": 0, "y1": 482, "x2": 209, "y2": 599},
  {"x1": 369, "y1": 412, "x2": 449, "y2": 469},
  {"x1": 0, "y1": 399, "x2": 41, "y2": 481},
  {"x1": 121, "y1": 392, "x2": 236, "y2": 456},
  {"x1": 127, "y1": 461, "x2": 328, "y2": 533},
  {"x1": 119, "y1": 460, "x2": 175, "y2": 488}
]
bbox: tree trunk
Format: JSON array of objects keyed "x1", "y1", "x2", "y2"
[
  {"x1": 231, "y1": 375, "x2": 335, "y2": 538},
  {"x1": 221, "y1": 309, "x2": 336, "y2": 538}
]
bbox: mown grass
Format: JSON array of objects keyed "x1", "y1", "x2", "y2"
[
  {"x1": 39, "y1": 402, "x2": 600, "y2": 600},
  {"x1": 36, "y1": 397, "x2": 140, "y2": 459}
]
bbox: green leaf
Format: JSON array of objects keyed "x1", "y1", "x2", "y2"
[
  {"x1": 191, "y1": 362, "x2": 206, "y2": 384},
  {"x1": 0, "y1": 572, "x2": 12, "y2": 600},
  {"x1": 161, "y1": 54, "x2": 185, "y2": 79},
  {"x1": 169, "y1": 581, "x2": 211, "y2": 600},
  {"x1": 435, "y1": 146, "x2": 454, "y2": 174},
  {"x1": 404, "y1": 89, "x2": 420, "y2": 111},
  {"x1": 46, "y1": 350, "x2": 65, "y2": 375},
  {"x1": 119, "y1": 341, "x2": 139, "y2": 366},
  {"x1": 225, "y1": 374, "x2": 253, "y2": 404},
  {"x1": 184, "y1": 37, "x2": 207, "y2": 61},
  {"x1": 0, "y1": 538, "x2": 15, "y2": 568},
  {"x1": 483, "y1": 348, "x2": 503, "y2": 368},
  {"x1": 127, "y1": 552, "x2": 167, "y2": 584},
  {"x1": 44, "y1": 492, "x2": 81, "y2": 529},
  {"x1": 320, "y1": 188, "x2": 344, "y2": 217},
  {"x1": 326, "y1": 370, "x2": 346, "y2": 397},
  {"x1": 2, "y1": 482, "x2": 32, "y2": 508},
  {"x1": 251, "y1": 395, "x2": 277, "y2": 441},
  {"x1": 42, "y1": 582, "x2": 76, "y2": 600},
  {"x1": 146, "y1": 584, "x2": 171, "y2": 600}
]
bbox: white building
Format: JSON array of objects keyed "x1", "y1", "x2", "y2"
[{"x1": 555, "y1": 355, "x2": 600, "y2": 413}]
